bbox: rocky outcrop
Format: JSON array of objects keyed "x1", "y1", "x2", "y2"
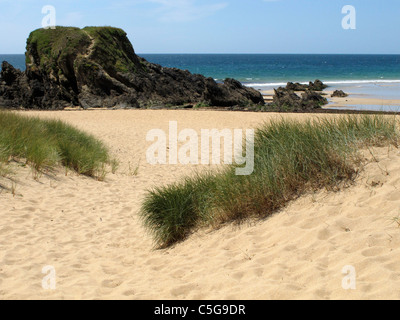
[
  {"x1": 0, "y1": 27, "x2": 264, "y2": 109},
  {"x1": 272, "y1": 86, "x2": 328, "y2": 111},
  {"x1": 0, "y1": 62, "x2": 30, "y2": 108},
  {"x1": 331, "y1": 90, "x2": 348, "y2": 98},
  {"x1": 286, "y1": 80, "x2": 328, "y2": 92},
  {"x1": 301, "y1": 90, "x2": 328, "y2": 109},
  {"x1": 273, "y1": 87, "x2": 301, "y2": 109},
  {"x1": 286, "y1": 82, "x2": 308, "y2": 91},
  {"x1": 308, "y1": 80, "x2": 328, "y2": 91}
]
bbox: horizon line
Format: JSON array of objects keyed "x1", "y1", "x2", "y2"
[{"x1": 1, "y1": 52, "x2": 400, "y2": 56}]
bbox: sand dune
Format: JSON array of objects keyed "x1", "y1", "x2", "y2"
[{"x1": 0, "y1": 110, "x2": 399, "y2": 300}]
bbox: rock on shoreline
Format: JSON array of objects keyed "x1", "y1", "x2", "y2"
[
  {"x1": 0, "y1": 27, "x2": 264, "y2": 110},
  {"x1": 331, "y1": 90, "x2": 348, "y2": 98},
  {"x1": 270, "y1": 81, "x2": 329, "y2": 111},
  {"x1": 286, "y1": 80, "x2": 328, "y2": 92}
]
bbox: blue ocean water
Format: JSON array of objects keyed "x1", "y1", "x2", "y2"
[
  {"x1": 141, "y1": 54, "x2": 400, "y2": 87},
  {"x1": 1, "y1": 53, "x2": 400, "y2": 103},
  {"x1": 2, "y1": 53, "x2": 400, "y2": 84},
  {"x1": 0, "y1": 54, "x2": 26, "y2": 71}
]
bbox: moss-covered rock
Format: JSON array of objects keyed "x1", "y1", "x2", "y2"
[
  {"x1": 1, "y1": 26, "x2": 264, "y2": 109},
  {"x1": 83, "y1": 27, "x2": 141, "y2": 74}
]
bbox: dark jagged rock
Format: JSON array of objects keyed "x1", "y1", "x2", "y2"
[
  {"x1": 301, "y1": 89, "x2": 328, "y2": 109},
  {"x1": 272, "y1": 86, "x2": 328, "y2": 111},
  {"x1": 0, "y1": 62, "x2": 31, "y2": 108},
  {"x1": 271, "y1": 79, "x2": 328, "y2": 111},
  {"x1": 285, "y1": 80, "x2": 327, "y2": 92},
  {"x1": 1, "y1": 61, "x2": 21, "y2": 85},
  {"x1": 331, "y1": 90, "x2": 348, "y2": 98},
  {"x1": 286, "y1": 82, "x2": 308, "y2": 91},
  {"x1": 0, "y1": 27, "x2": 264, "y2": 109},
  {"x1": 308, "y1": 79, "x2": 327, "y2": 91},
  {"x1": 273, "y1": 87, "x2": 301, "y2": 110}
]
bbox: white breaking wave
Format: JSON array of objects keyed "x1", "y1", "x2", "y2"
[
  {"x1": 244, "y1": 82, "x2": 289, "y2": 87},
  {"x1": 324, "y1": 79, "x2": 400, "y2": 85},
  {"x1": 244, "y1": 79, "x2": 400, "y2": 88}
]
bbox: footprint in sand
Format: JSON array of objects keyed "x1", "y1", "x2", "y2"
[
  {"x1": 102, "y1": 266, "x2": 119, "y2": 276},
  {"x1": 387, "y1": 191, "x2": 400, "y2": 202},
  {"x1": 170, "y1": 283, "x2": 197, "y2": 297},
  {"x1": 0, "y1": 226, "x2": 14, "y2": 235},
  {"x1": 361, "y1": 247, "x2": 387, "y2": 257},
  {"x1": 314, "y1": 288, "x2": 330, "y2": 300},
  {"x1": 232, "y1": 271, "x2": 245, "y2": 281},
  {"x1": 101, "y1": 279, "x2": 123, "y2": 289},
  {"x1": 123, "y1": 289, "x2": 136, "y2": 297},
  {"x1": 252, "y1": 267, "x2": 264, "y2": 278},
  {"x1": 119, "y1": 207, "x2": 133, "y2": 214},
  {"x1": 299, "y1": 217, "x2": 322, "y2": 230},
  {"x1": 317, "y1": 228, "x2": 332, "y2": 241},
  {"x1": 385, "y1": 262, "x2": 400, "y2": 272}
]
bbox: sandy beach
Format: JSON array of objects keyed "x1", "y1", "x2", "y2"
[{"x1": 1, "y1": 109, "x2": 400, "y2": 300}]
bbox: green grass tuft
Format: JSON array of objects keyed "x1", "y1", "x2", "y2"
[
  {"x1": 141, "y1": 115, "x2": 399, "y2": 247},
  {"x1": 0, "y1": 111, "x2": 114, "y2": 179}
]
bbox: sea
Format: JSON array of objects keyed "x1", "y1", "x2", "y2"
[{"x1": 1, "y1": 54, "x2": 400, "y2": 111}]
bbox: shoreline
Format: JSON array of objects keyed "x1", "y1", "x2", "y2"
[
  {"x1": 3, "y1": 82, "x2": 400, "y2": 115},
  {"x1": 260, "y1": 87, "x2": 400, "y2": 113},
  {"x1": 2, "y1": 54, "x2": 400, "y2": 112}
]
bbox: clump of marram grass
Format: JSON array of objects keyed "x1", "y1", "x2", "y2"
[
  {"x1": 0, "y1": 111, "x2": 115, "y2": 179},
  {"x1": 141, "y1": 172, "x2": 220, "y2": 246},
  {"x1": 141, "y1": 115, "x2": 399, "y2": 248}
]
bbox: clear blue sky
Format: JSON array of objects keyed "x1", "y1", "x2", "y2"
[{"x1": 0, "y1": 0, "x2": 399, "y2": 54}]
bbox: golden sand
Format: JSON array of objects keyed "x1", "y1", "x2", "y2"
[{"x1": 0, "y1": 110, "x2": 399, "y2": 300}]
